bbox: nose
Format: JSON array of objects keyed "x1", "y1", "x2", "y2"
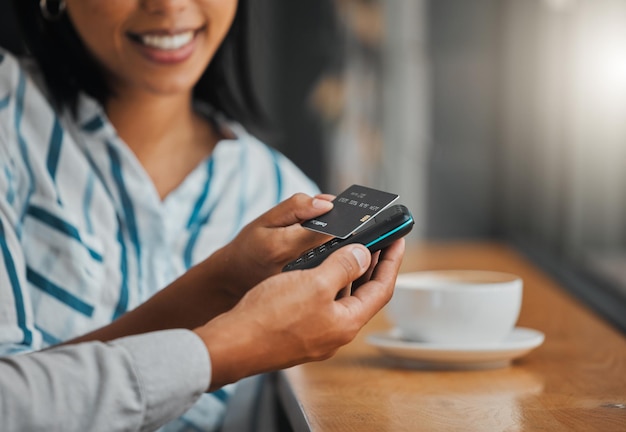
[{"x1": 140, "y1": 0, "x2": 188, "y2": 15}]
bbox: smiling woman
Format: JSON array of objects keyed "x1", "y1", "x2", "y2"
[{"x1": 0, "y1": 0, "x2": 330, "y2": 431}]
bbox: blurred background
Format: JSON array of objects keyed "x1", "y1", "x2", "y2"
[
  {"x1": 254, "y1": 0, "x2": 626, "y2": 330},
  {"x1": 1, "y1": 0, "x2": 624, "y2": 329}
]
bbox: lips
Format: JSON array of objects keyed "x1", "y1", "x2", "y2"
[
  {"x1": 126, "y1": 26, "x2": 205, "y2": 64},
  {"x1": 127, "y1": 26, "x2": 204, "y2": 48}
]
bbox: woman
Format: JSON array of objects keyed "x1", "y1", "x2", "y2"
[{"x1": 0, "y1": 0, "x2": 352, "y2": 430}]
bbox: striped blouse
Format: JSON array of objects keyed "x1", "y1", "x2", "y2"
[{"x1": 0, "y1": 49, "x2": 318, "y2": 431}]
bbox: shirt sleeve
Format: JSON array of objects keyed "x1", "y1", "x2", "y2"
[{"x1": 0, "y1": 329, "x2": 211, "y2": 432}]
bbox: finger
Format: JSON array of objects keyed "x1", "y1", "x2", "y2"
[
  {"x1": 337, "y1": 239, "x2": 405, "y2": 323},
  {"x1": 352, "y1": 250, "x2": 381, "y2": 292},
  {"x1": 259, "y1": 193, "x2": 333, "y2": 228},
  {"x1": 314, "y1": 193, "x2": 335, "y2": 202},
  {"x1": 367, "y1": 240, "x2": 404, "y2": 282},
  {"x1": 311, "y1": 244, "x2": 371, "y2": 298}
]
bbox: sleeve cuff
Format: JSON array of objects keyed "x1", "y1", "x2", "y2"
[{"x1": 111, "y1": 329, "x2": 211, "y2": 432}]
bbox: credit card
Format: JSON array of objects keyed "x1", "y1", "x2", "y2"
[{"x1": 302, "y1": 184, "x2": 399, "y2": 238}]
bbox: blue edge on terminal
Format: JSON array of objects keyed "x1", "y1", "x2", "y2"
[{"x1": 364, "y1": 217, "x2": 414, "y2": 249}]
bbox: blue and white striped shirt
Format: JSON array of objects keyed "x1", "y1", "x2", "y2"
[{"x1": 0, "y1": 49, "x2": 318, "y2": 431}]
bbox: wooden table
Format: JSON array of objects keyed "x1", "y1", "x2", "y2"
[{"x1": 277, "y1": 242, "x2": 626, "y2": 431}]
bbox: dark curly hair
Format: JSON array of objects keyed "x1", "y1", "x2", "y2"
[{"x1": 11, "y1": 0, "x2": 266, "y2": 132}]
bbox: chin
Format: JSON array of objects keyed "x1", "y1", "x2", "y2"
[{"x1": 141, "y1": 77, "x2": 199, "y2": 97}]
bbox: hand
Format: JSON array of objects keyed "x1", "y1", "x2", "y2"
[
  {"x1": 205, "y1": 193, "x2": 334, "y2": 298},
  {"x1": 195, "y1": 239, "x2": 405, "y2": 390}
]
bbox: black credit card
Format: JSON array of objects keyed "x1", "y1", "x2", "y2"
[{"x1": 301, "y1": 184, "x2": 399, "y2": 239}]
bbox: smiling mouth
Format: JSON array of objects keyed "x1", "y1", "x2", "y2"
[{"x1": 127, "y1": 27, "x2": 204, "y2": 51}]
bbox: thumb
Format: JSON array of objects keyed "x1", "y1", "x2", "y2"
[
  {"x1": 259, "y1": 193, "x2": 333, "y2": 228},
  {"x1": 312, "y1": 245, "x2": 371, "y2": 296}
]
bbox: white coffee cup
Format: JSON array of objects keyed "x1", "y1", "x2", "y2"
[{"x1": 386, "y1": 270, "x2": 523, "y2": 344}]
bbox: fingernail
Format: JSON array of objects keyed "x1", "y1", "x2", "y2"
[
  {"x1": 352, "y1": 247, "x2": 368, "y2": 269},
  {"x1": 312, "y1": 198, "x2": 333, "y2": 210}
]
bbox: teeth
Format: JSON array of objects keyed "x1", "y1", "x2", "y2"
[{"x1": 141, "y1": 31, "x2": 194, "y2": 50}]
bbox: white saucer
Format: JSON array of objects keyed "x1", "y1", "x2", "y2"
[{"x1": 366, "y1": 327, "x2": 545, "y2": 370}]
